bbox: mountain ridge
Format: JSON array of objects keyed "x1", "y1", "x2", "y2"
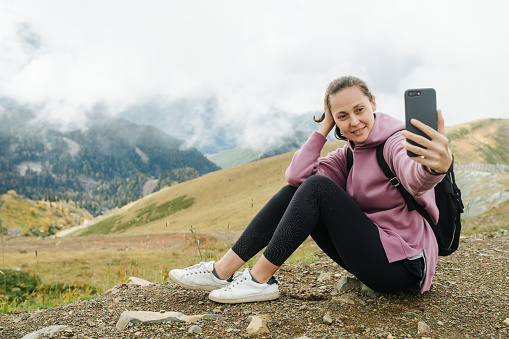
[{"x1": 0, "y1": 108, "x2": 219, "y2": 216}]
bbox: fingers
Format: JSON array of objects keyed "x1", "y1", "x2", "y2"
[{"x1": 437, "y1": 109, "x2": 446, "y2": 136}]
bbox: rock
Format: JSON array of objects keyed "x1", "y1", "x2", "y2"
[
  {"x1": 103, "y1": 288, "x2": 119, "y2": 295},
  {"x1": 246, "y1": 315, "x2": 270, "y2": 336},
  {"x1": 417, "y1": 320, "x2": 430, "y2": 334},
  {"x1": 331, "y1": 293, "x2": 365, "y2": 305},
  {"x1": 21, "y1": 325, "x2": 70, "y2": 339},
  {"x1": 360, "y1": 283, "x2": 377, "y2": 298},
  {"x1": 124, "y1": 276, "x2": 153, "y2": 286},
  {"x1": 503, "y1": 318, "x2": 509, "y2": 327},
  {"x1": 323, "y1": 312, "x2": 333, "y2": 324},
  {"x1": 437, "y1": 320, "x2": 444, "y2": 325},
  {"x1": 188, "y1": 325, "x2": 202, "y2": 333},
  {"x1": 294, "y1": 337, "x2": 313, "y2": 339},
  {"x1": 317, "y1": 272, "x2": 331, "y2": 281},
  {"x1": 86, "y1": 320, "x2": 96, "y2": 327},
  {"x1": 387, "y1": 334, "x2": 395, "y2": 339},
  {"x1": 116, "y1": 311, "x2": 201, "y2": 330},
  {"x1": 336, "y1": 276, "x2": 361, "y2": 293}
]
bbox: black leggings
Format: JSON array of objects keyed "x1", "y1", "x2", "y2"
[{"x1": 231, "y1": 175, "x2": 421, "y2": 293}]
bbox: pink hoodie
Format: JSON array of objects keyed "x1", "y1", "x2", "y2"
[{"x1": 285, "y1": 113, "x2": 444, "y2": 293}]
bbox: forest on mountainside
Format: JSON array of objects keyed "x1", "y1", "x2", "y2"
[{"x1": 0, "y1": 109, "x2": 219, "y2": 215}]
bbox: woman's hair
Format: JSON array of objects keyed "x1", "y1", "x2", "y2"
[{"x1": 314, "y1": 76, "x2": 374, "y2": 140}]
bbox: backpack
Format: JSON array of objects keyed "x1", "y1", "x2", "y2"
[{"x1": 346, "y1": 139, "x2": 464, "y2": 256}]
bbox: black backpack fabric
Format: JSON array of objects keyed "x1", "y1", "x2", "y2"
[{"x1": 346, "y1": 140, "x2": 464, "y2": 256}]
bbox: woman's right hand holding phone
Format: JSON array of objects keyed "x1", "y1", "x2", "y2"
[{"x1": 401, "y1": 109, "x2": 453, "y2": 174}]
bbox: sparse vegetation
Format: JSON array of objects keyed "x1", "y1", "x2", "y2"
[
  {"x1": 79, "y1": 195, "x2": 195, "y2": 236},
  {"x1": 0, "y1": 193, "x2": 91, "y2": 237}
]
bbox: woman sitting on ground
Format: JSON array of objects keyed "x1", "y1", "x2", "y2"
[{"x1": 169, "y1": 75, "x2": 452, "y2": 303}]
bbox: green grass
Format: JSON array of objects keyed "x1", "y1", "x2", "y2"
[
  {"x1": 79, "y1": 195, "x2": 195, "y2": 236},
  {"x1": 0, "y1": 269, "x2": 96, "y2": 313}
]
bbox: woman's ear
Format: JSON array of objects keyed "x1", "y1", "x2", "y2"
[{"x1": 371, "y1": 95, "x2": 377, "y2": 111}]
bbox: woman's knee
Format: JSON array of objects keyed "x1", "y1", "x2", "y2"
[{"x1": 299, "y1": 175, "x2": 341, "y2": 194}]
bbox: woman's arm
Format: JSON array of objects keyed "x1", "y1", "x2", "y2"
[{"x1": 285, "y1": 87, "x2": 347, "y2": 188}]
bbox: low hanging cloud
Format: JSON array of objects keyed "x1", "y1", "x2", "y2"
[{"x1": 1, "y1": 0, "x2": 508, "y2": 151}]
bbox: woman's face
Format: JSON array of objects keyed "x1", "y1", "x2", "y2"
[{"x1": 329, "y1": 86, "x2": 376, "y2": 145}]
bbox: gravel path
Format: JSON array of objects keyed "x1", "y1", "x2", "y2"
[{"x1": 1, "y1": 231, "x2": 508, "y2": 338}]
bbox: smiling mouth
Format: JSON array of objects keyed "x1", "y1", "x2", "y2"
[{"x1": 351, "y1": 127, "x2": 365, "y2": 135}]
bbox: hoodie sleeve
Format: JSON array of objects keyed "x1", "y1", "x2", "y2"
[
  {"x1": 285, "y1": 131, "x2": 348, "y2": 189},
  {"x1": 384, "y1": 132, "x2": 445, "y2": 199}
]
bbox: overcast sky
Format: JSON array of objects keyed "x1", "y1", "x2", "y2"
[{"x1": 1, "y1": 0, "x2": 508, "y2": 149}]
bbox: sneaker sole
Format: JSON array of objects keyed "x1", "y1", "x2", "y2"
[
  {"x1": 168, "y1": 271, "x2": 224, "y2": 292},
  {"x1": 208, "y1": 290, "x2": 279, "y2": 304}
]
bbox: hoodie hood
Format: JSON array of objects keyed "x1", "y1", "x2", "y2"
[{"x1": 348, "y1": 112, "x2": 405, "y2": 150}]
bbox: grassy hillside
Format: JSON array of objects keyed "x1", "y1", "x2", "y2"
[
  {"x1": 447, "y1": 118, "x2": 509, "y2": 164},
  {"x1": 75, "y1": 141, "x2": 345, "y2": 236},
  {"x1": 0, "y1": 191, "x2": 92, "y2": 236}
]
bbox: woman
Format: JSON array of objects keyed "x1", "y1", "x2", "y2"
[{"x1": 169, "y1": 76, "x2": 452, "y2": 304}]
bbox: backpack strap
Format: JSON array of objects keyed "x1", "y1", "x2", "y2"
[
  {"x1": 375, "y1": 141, "x2": 415, "y2": 212},
  {"x1": 346, "y1": 147, "x2": 353, "y2": 173},
  {"x1": 376, "y1": 141, "x2": 434, "y2": 223}
]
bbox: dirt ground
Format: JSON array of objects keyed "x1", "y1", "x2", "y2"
[{"x1": 1, "y1": 230, "x2": 508, "y2": 338}]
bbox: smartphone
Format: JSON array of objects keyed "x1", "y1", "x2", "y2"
[{"x1": 404, "y1": 88, "x2": 437, "y2": 157}]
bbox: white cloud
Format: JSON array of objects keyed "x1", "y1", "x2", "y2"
[{"x1": 1, "y1": 0, "x2": 508, "y2": 148}]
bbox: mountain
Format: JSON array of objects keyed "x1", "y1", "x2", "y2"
[
  {"x1": 0, "y1": 108, "x2": 220, "y2": 216},
  {"x1": 206, "y1": 130, "x2": 311, "y2": 169},
  {"x1": 446, "y1": 118, "x2": 509, "y2": 164},
  {"x1": 0, "y1": 190, "x2": 92, "y2": 237},
  {"x1": 72, "y1": 118, "x2": 509, "y2": 237}
]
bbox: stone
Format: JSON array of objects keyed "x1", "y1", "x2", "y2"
[
  {"x1": 417, "y1": 320, "x2": 430, "y2": 334},
  {"x1": 103, "y1": 288, "x2": 119, "y2": 295},
  {"x1": 331, "y1": 293, "x2": 365, "y2": 306},
  {"x1": 124, "y1": 276, "x2": 153, "y2": 286},
  {"x1": 336, "y1": 276, "x2": 361, "y2": 293},
  {"x1": 360, "y1": 283, "x2": 377, "y2": 298},
  {"x1": 323, "y1": 312, "x2": 333, "y2": 324},
  {"x1": 317, "y1": 272, "x2": 331, "y2": 281},
  {"x1": 387, "y1": 334, "x2": 395, "y2": 339},
  {"x1": 503, "y1": 318, "x2": 509, "y2": 327},
  {"x1": 21, "y1": 325, "x2": 70, "y2": 339},
  {"x1": 437, "y1": 320, "x2": 444, "y2": 325},
  {"x1": 246, "y1": 315, "x2": 270, "y2": 336},
  {"x1": 188, "y1": 325, "x2": 202, "y2": 333},
  {"x1": 116, "y1": 311, "x2": 201, "y2": 330}
]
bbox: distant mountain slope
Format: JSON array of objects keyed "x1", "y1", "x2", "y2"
[
  {"x1": 207, "y1": 131, "x2": 310, "y2": 169},
  {"x1": 0, "y1": 108, "x2": 219, "y2": 216},
  {"x1": 447, "y1": 118, "x2": 509, "y2": 164},
  {"x1": 0, "y1": 190, "x2": 92, "y2": 237}
]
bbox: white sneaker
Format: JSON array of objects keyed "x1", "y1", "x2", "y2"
[
  {"x1": 209, "y1": 268, "x2": 279, "y2": 304},
  {"x1": 168, "y1": 261, "x2": 232, "y2": 291}
]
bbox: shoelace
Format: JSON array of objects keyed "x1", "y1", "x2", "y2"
[
  {"x1": 224, "y1": 271, "x2": 247, "y2": 290},
  {"x1": 184, "y1": 262, "x2": 210, "y2": 275}
]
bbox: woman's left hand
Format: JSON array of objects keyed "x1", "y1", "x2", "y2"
[{"x1": 401, "y1": 109, "x2": 453, "y2": 174}]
